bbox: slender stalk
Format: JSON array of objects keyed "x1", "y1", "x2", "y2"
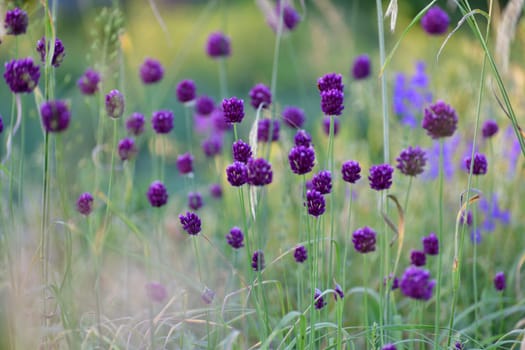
[
  {"x1": 184, "y1": 106, "x2": 193, "y2": 155},
  {"x1": 434, "y1": 140, "x2": 444, "y2": 348},
  {"x1": 376, "y1": 0, "x2": 390, "y2": 164},
  {"x1": 327, "y1": 116, "x2": 335, "y2": 289},
  {"x1": 94, "y1": 255, "x2": 103, "y2": 346},
  {"x1": 40, "y1": 132, "x2": 50, "y2": 349}
]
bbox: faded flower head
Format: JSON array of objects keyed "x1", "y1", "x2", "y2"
[
  {"x1": 306, "y1": 189, "x2": 325, "y2": 217},
  {"x1": 201, "y1": 287, "x2": 215, "y2": 304},
  {"x1": 421, "y1": 6, "x2": 450, "y2": 35},
  {"x1": 464, "y1": 153, "x2": 488, "y2": 175},
  {"x1": 282, "y1": 106, "x2": 305, "y2": 129},
  {"x1": 209, "y1": 183, "x2": 222, "y2": 199},
  {"x1": 222, "y1": 97, "x2": 245, "y2": 123},
  {"x1": 118, "y1": 137, "x2": 137, "y2": 161},
  {"x1": 368, "y1": 163, "x2": 394, "y2": 191},
  {"x1": 232, "y1": 139, "x2": 252, "y2": 163},
  {"x1": 294, "y1": 245, "x2": 307, "y2": 263},
  {"x1": 494, "y1": 271, "x2": 506, "y2": 291},
  {"x1": 36, "y1": 37, "x2": 65, "y2": 67},
  {"x1": 77, "y1": 68, "x2": 100, "y2": 95},
  {"x1": 40, "y1": 100, "x2": 71, "y2": 133},
  {"x1": 4, "y1": 58, "x2": 40, "y2": 93},
  {"x1": 176, "y1": 79, "x2": 196, "y2": 103},
  {"x1": 151, "y1": 110, "x2": 174, "y2": 134},
  {"x1": 76, "y1": 192, "x2": 94, "y2": 216},
  {"x1": 352, "y1": 54, "x2": 371, "y2": 80},
  {"x1": 341, "y1": 160, "x2": 361, "y2": 184},
  {"x1": 482, "y1": 119, "x2": 498, "y2": 139},
  {"x1": 251, "y1": 250, "x2": 265, "y2": 271},
  {"x1": 179, "y1": 211, "x2": 202, "y2": 235},
  {"x1": 202, "y1": 136, "x2": 222, "y2": 158},
  {"x1": 400, "y1": 266, "x2": 435, "y2": 301},
  {"x1": 147, "y1": 181, "x2": 168, "y2": 207},
  {"x1": 422, "y1": 100, "x2": 458, "y2": 139},
  {"x1": 320, "y1": 89, "x2": 344, "y2": 116},
  {"x1": 422, "y1": 232, "x2": 439, "y2": 255},
  {"x1": 226, "y1": 227, "x2": 244, "y2": 249},
  {"x1": 312, "y1": 170, "x2": 332, "y2": 194},
  {"x1": 352, "y1": 226, "x2": 377, "y2": 254},
  {"x1": 317, "y1": 73, "x2": 344, "y2": 92},
  {"x1": 249, "y1": 83, "x2": 272, "y2": 109},
  {"x1": 206, "y1": 31, "x2": 231, "y2": 58},
  {"x1": 177, "y1": 153, "x2": 194, "y2": 175},
  {"x1": 105, "y1": 90, "x2": 125, "y2": 119},
  {"x1": 126, "y1": 112, "x2": 145, "y2": 136},
  {"x1": 247, "y1": 158, "x2": 273, "y2": 186},
  {"x1": 334, "y1": 283, "x2": 344, "y2": 300},
  {"x1": 257, "y1": 118, "x2": 280, "y2": 142},
  {"x1": 288, "y1": 145, "x2": 315, "y2": 175},
  {"x1": 188, "y1": 192, "x2": 204, "y2": 211},
  {"x1": 140, "y1": 58, "x2": 164, "y2": 84},
  {"x1": 396, "y1": 146, "x2": 427, "y2": 177},
  {"x1": 145, "y1": 281, "x2": 167, "y2": 303},
  {"x1": 4, "y1": 8, "x2": 28, "y2": 36}
]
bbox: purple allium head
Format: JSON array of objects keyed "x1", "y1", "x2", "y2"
[
  {"x1": 314, "y1": 288, "x2": 327, "y2": 310},
  {"x1": 126, "y1": 112, "x2": 145, "y2": 136},
  {"x1": 282, "y1": 106, "x2": 305, "y2": 128},
  {"x1": 422, "y1": 232, "x2": 439, "y2": 255},
  {"x1": 454, "y1": 341, "x2": 464, "y2": 350},
  {"x1": 410, "y1": 250, "x2": 426, "y2": 267},
  {"x1": 294, "y1": 129, "x2": 312, "y2": 147},
  {"x1": 209, "y1": 183, "x2": 222, "y2": 198},
  {"x1": 400, "y1": 266, "x2": 435, "y2": 301},
  {"x1": 226, "y1": 227, "x2": 244, "y2": 249},
  {"x1": 464, "y1": 153, "x2": 488, "y2": 175},
  {"x1": 40, "y1": 100, "x2": 71, "y2": 133},
  {"x1": 36, "y1": 37, "x2": 65, "y2": 67},
  {"x1": 312, "y1": 170, "x2": 332, "y2": 194},
  {"x1": 320, "y1": 89, "x2": 344, "y2": 116},
  {"x1": 334, "y1": 283, "x2": 344, "y2": 300},
  {"x1": 247, "y1": 158, "x2": 273, "y2": 186},
  {"x1": 306, "y1": 190, "x2": 325, "y2": 217},
  {"x1": 118, "y1": 137, "x2": 137, "y2": 161},
  {"x1": 341, "y1": 160, "x2": 361, "y2": 184},
  {"x1": 201, "y1": 287, "x2": 215, "y2": 304},
  {"x1": 222, "y1": 97, "x2": 245, "y2": 123},
  {"x1": 232, "y1": 139, "x2": 252, "y2": 163},
  {"x1": 276, "y1": 2, "x2": 301, "y2": 31},
  {"x1": 322, "y1": 116, "x2": 340, "y2": 136},
  {"x1": 226, "y1": 161, "x2": 248, "y2": 187},
  {"x1": 202, "y1": 136, "x2": 222, "y2": 158},
  {"x1": 4, "y1": 8, "x2": 28, "y2": 36},
  {"x1": 288, "y1": 145, "x2": 315, "y2": 175},
  {"x1": 151, "y1": 110, "x2": 174, "y2": 134},
  {"x1": 396, "y1": 146, "x2": 427, "y2": 177},
  {"x1": 317, "y1": 73, "x2": 344, "y2": 92},
  {"x1": 105, "y1": 89, "x2": 125, "y2": 119},
  {"x1": 206, "y1": 31, "x2": 231, "y2": 58},
  {"x1": 188, "y1": 192, "x2": 204, "y2": 211},
  {"x1": 352, "y1": 226, "x2": 377, "y2": 254},
  {"x1": 251, "y1": 250, "x2": 265, "y2": 271},
  {"x1": 76, "y1": 192, "x2": 94, "y2": 216},
  {"x1": 147, "y1": 181, "x2": 168, "y2": 207},
  {"x1": 139, "y1": 58, "x2": 164, "y2": 84},
  {"x1": 77, "y1": 68, "x2": 100, "y2": 95},
  {"x1": 421, "y1": 6, "x2": 450, "y2": 35},
  {"x1": 145, "y1": 281, "x2": 167, "y2": 303},
  {"x1": 195, "y1": 95, "x2": 215, "y2": 116},
  {"x1": 368, "y1": 163, "x2": 394, "y2": 191},
  {"x1": 249, "y1": 83, "x2": 272, "y2": 109},
  {"x1": 494, "y1": 271, "x2": 506, "y2": 291},
  {"x1": 352, "y1": 55, "x2": 371, "y2": 80},
  {"x1": 482, "y1": 119, "x2": 499, "y2": 139},
  {"x1": 176, "y1": 79, "x2": 196, "y2": 103},
  {"x1": 257, "y1": 118, "x2": 280, "y2": 142},
  {"x1": 177, "y1": 153, "x2": 194, "y2": 175},
  {"x1": 294, "y1": 245, "x2": 308, "y2": 263},
  {"x1": 0, "y1": 115, "x2": 4, "y2": 133},
  {"x1": 4, "y1": 58, "x2": 40, "y2": 93},
  {"x1": 422, "y1": 100, "x2": 458, "y2": 139},
  {"x1": 179, "y1": 211, "x2": 202, "y2": 235},
  {"x1": 382, "y1": 344, "x2": 397, "y2": 350}
]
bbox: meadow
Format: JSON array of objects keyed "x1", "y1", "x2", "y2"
[{"x1": 1, "y1": 0, "x2": 525, "y2": 349}]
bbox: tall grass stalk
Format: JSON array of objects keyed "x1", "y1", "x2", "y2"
[
  {"x1": 327, "y1": 116, "x2": 335, "y2": 287},
  {"x1": 375, "y1": 0, "x2": 390, "y2": 165},
  {"x1": 40, "y1": 131, "x2": 50, "y2": 349},
  {"x1": 434, "y1": 139, "x2": 444, "y2": 349}
]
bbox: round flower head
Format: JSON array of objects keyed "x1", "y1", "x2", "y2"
[
  {"x1": 396, "y1": 146, "x2": 427, "y2": 177},
  {"x1": 421, "y1": 6, "x2": 450, "y2": 35},
  {"x1": 247, "y1": 157, "x2": 273, "y2": 186},
  {"x1": 317, "y1": 73, "x2": 344, "y2": 92},
  {"x1": 222, "y1": 97, "x2": 245, "y2": 123},
  {"x1": 40, "y1": 100, "x2": 71, "y2": 133},
  {"x1": 232, "y1": 139, "x2": 252, "y2": 163},
  {"x1": 226, "y1": 161, "x2": 248, "y2": 187},
  {"x1": 422, "y1": 232, "x2": 439, "y2": 255},
  {"x1": 226, "y1": 227, "x2": 244, "y2": 249},
  {"x1": 179, "y1": 211, "x2": 202, "y2": 235},
  {"x1": 352, "y1": 54, "x2": 371, "y2": 80},
  {"x1": 126, "y1": 112, "x2": 145, "y2": 136},
  {"x1": 410, "y1": 250, "x2": 426, "y2": 267},
  {"x1": 294, "y1": 129, "x2": 312, "y2": 147},
  {"x1": 249, "y1": 83, "x2": 272, "y2": 109},
  {"x1": 400, "y1": 266, "x2": 435, "y2": 301},
  {"x1": 118, "y1": 137, "x2": 137, "y2": 161},
  {"x1": 334, "y1": 283, "x2": 344, "y2": 300},
  {"x1": 4, "y1": 8, "x2": 28, "y2": 36},
  {"x1": 202, "y1": 136, "x2": 222, "y2": 158},
  {"x1": 177, "y1": 153, "x2": 194, "y2": 174},
  {"x1": 77, "y1": 68, "x2": 100, "y2": 95},
  {"x1": 352, "y1": 226, "x2": 377, "y2": 253},
  {"x1": 257, "y1": 118, "x2": 280, "y2": 142},
  {"x1": 105, "y1": 90, "x2": 125, "y2": 119},
  {"x1": 320, "y1": 89, "x2": 344, "y2": 116},
  {"x1": 464, "y1": 153, "x2": 488, "y2": 175},
  {"x1": 283, "y1": 4, "x2": 301, "y2": 30},
  {"x1": 382, "y1": 344, "x2": 397, "y2": 350},
  {"x1": 494, "y1": 271, "x2": 506, "y2": 291},
  {"x1": 209, "y1": 183, "x2": 222, "y2": 198},
  {"x1": 176, "y1": 79, "x2": 196, "y2": 103},
  {"x1": 188, "y1": 192, "x2": 204, "y2": 211},
  {"x1": 145, "y1": 281, "x2": 167, "y2": 303},
  {"x1": 201, "y1": 287, "x2": 215, "y2": 304},
  {"x1": 4, "y1": 58, "x2": 40, "y2": 93},
  {"x1": 314, "y1": 288, "x2": 327, "y2": 310},
  {"x1": 206, "y1": 31, "x2": 231, "y2": 58},
  {"x1": 282, "y1": 106, "x2": 305, "y2": 129},
  {"x1": 76, "y1": 192, "x2": 94, "y2": 216},
  {"x1": 151, "y1": 110, "x2": 174, "y2": 134},
  {"x1": 312, "y1": 170, "x2": 332, "y2": 194},
  {"x1": 322, "y1": 116, "x2": 340, "y2": 136},
  {"x1": 306, "y1": 189, "x2": 325, "y2": 217},
  {"x1": 422, "y1": 100, "x2": 458, "y2": 139},
  {"x1": 341, "y1": 160, "x2": 361, "y2": 184},
  {"x1": 482, "y1": 119, "x2": 499, "y2": 139},
  {"x1": 139, "y1": 58, "x2": 164, "y2": 84},
  {"x1": 251, "y1": 250, "x2": 265, "y2": 271},
  {"x1": 368, "y1": 163, "x2": 394, "y2": 191},
  {"x1": 36, "y1": 37, "x2": 65, "y2": 67},
  {"x1": 147, "y1": 181, "x2": 168, "y2": 207},
  {"x1": 0, "y1": 115, "x2": 4, "y2": 133},
  {"x1": 294, "y1": 245, "x2": 308, "y2": 263},
  {"x1": 288, "y1": 145, "x2": 315, "y2": 175},
  {"x1": 195, "y1": 95, "x2": 215, "y2": 116}
]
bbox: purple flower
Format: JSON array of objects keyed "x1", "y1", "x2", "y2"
[
  {"x1": 209, "y1": 183, "x2": 222, "y2": 198},
  {"x1": 76, "y1": 192, "x2": 94, "y2": 216},
  {"x1": 105, "y1": 90, "x2": 125, "y2": 119},
  {"x1": 306, "y1": 190, "x2": 325, "y2": 217},
  {"x1": 4, "y1": 58, "x2": 40, "y2": 93},
  {"x1": 247, "y1": 158, "x2": 273, "y2": 186},
  {"x1": 274, "y1": 2, "x2": 301, "y2": 31},
  {"x1": 421, "y1": 6, "x2": 450, "y2": 35},
  {"x1": 422, "y1": 232, "x2": 439, "y2": 255},
  {"x1": 422, "y1": 100, "x2": 458, "y2": 139},
  {"x1": 176, "y1": 79, "x2": 196, "y2": 103},
  {"x1": 251, "y1": 250, "x2": 265, "y2": 271},
  {"x1": 36, "y1": 37, "x2": 65, "y2": 67},
  {"x1": 384, "y1": 274, "x2": 400, "y2": 290},
  {"x1": 179, "y1": 211, "x2": 202, "y2": 235},
  {"x1": 139, "y1": 58, "x2": 164, "y2": 84},
  {"x1": 257, "y1": 118, "x2": 280, "y2": 142},
  {"x1": 382, "y1": 344, "x2": 397, "y2": 350},
  {"x1": 206, "y1": 32, "x2": 231, "y2": 58},
  {"x1": 126, "y1": 112, "x2": 145, "y2": 136},
  {"x1": 152, "y1": 110, "x2": 174, "y2": 134},
  {"x1": 396, "y1": 146, "x2": 427, "y2": 177},
  {"x1": 460, "y1": 211, "x2": 473, "y2": 227},
  {"x1": 177, "y1": 153, "x2": 194, "y2": 174},
  {"x1": 147, "y1": 181, "x2": 168, "y2": 207},
  {"x1": 464, "y1": 152, "x2": 488, "y2": 175},
  {"x1": 294, "y1": 129, "x2": 312, "y2": 147},
  {"x1": 455, "y1": 341, "x2": 464, "y2": 350},
  {"x1": 312, "y1": 170, "x2": 332, "y2": 194},
  {"x1": 288, "y1": 145, "x2": 315, "y2": 175},
  {"x1": 482, "y1": 119, "x2": 499, "y2": 139},
  {"x1": 317, "y1": 73, "x2": 344, "y2": 92},
  {"x1": 410, "y1": 250, "x2": 426, "y2": 267},
  {"x1": 470, "y1": 228, "x2": 482, "y2": 244},
  {"x1": 368, "y1": 164, "x2": 394, "y2": 191},
  {"x1": 352, "y1": 226, "x2": 376, "y2": 253},
  {"x1": 145, "y1": 281, "x2": 167, "y2": 303},
  {"x1": 201, "y1": 287, "x2": 215, "y2": 304},
  {"x1": 222, "y1": 97, "x2": 245, "y2": 123},
  {"x1": 4, "y1": 8, "x2": 28, "y2": 35},
  {"x1": 423, "y1": 137, "x2": 459, "y2": 180},
  {"x1": 322, "y1": 116, "x2": 340, "y2": 136},
  {"x1": 77, "y1": 68, "x2": 100, "y2": 95},
  {"x1": 320, "y1": 89, "x2": 344, "y2": 116},
  {"x1": 494, "y1": 271, "x2": 506, "y2": 291},
  {"x1": 341, "y1": 160, "x2": 361, "y2": 184},
  {"x1": 249, "y1": 83, "x2": 272, "y2": 109},
  {"x1": 314, "y1": 288, "x2": 327, "y2": 310},
  {"x1": 40, "y1": 100, "x2": 71, "y2": 133},
  {"x1": 202, "y1": 136, "x2": 222, "y2": 158},
  {"x1": 195, "y1": 95, "x2": 215, "y2": 116},
  {"x1": 0, "y1": 115, "x2": 4, "y2": 133},
  {"x1": 282, "y1": 106, "x2": 305, "y2": 129},
  {"x1": 352, "y1": 55, "x2": 371, "y2": 80},
  {"x1": 188, "y1": 192, "x2": 204, "y2": 210},
  {"x1": 232, "y1": 139, "x2": 252, "y2": 163},
  {"x1": 226, "y1": 227, "x2": 244, "y2": 249},
  {"x1": 118, "y1": 137, "x2": 137, "y2": 161},
  {"x1": 479, "y1": 194, "x2": 510, "y2": 232},
  {"x1": 226, "y1": 161, "x2": 248, "y2": 187},
  {"x1": 334, "y1": 283, "x2": 344, "y2": 300},
  {"x1": 400, "y1": 266, "x2": 435, "y2": 301},
  {"x1": 294, "y1": 245, "x2": 307, "y2": 263}
]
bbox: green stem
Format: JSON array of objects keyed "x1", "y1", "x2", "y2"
[
  {"x1": 375, "y1": 0, "x2": 389, "y2": 164},
  {"x1": 184, "y1": 106, "x2": 193, "y2": 156},
  {"x1": 40, "y1": 132, "x2": 50, "y2": 349},
  {"x1": 327, "y1": 116, "x2": 335, "y2": 289},
  {"x1": 218, "y1": 59, "x2": 228, "y2": 99},
  {"x1": 94, "y1": 255, "x2": 103, "y2": 347},
  {"x1": 434, "y1": 140, "x2": 444, "y2": 349}
]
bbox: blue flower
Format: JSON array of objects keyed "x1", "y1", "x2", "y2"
[
  {"x1": 423, "y1": 136, "x2": 459, "y2": 181},
  {"x1": 479, "y1": 194, "x2": 510, "y2": 232}
]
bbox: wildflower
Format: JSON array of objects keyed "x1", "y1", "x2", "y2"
[
  {"x1": 341, "y1": 160, "x2": 361, "y2": 184},
  {"x1": 195, "y1": 95, "x2": 215, "y2": 116},
  {"x1": 494, "y1": 271, "x2": 506, "y2": 291},
  {"x1": 177, "y1": 153, "x2": 194, "y2": 174},
  {"x1": 151, "y1": 110, "x2": 174, "y2": 134},
  {"x1": 4, "y1": 8, "x2": 28, "y2": 35},
  {"x1": 249, "y1": 83, "x2": 272, "y2": 109},
  {"x1": 320, "y1": 89, "x2": 344, "y2": 116},
  {"x1": 188, "y1": 192, "x2": 204, "y2": 211},
  {"x1": 460, "y1": 211, "x2": 473, "y2": 226},
  {"x1": 396, "y1": 146, "x2": 427, "y2": 177},
  {"x1": 322, "y1": 116, "x2": 340, "y2": 136},
  {"x1": 454, "y1": 341, "x2": 464, "y2": 350},
  {"x1": 274, "y1": 2, "x2": 301, "y2": 31},
  {"x1": 400, "y1": 266, "x2": 435, "y2": 301},
  {"x1": 306, "y1": 190, "x2": 325, "y2": 217},
  {"x1": 147, "y1": 181, "x2": 168, "y2": 207},
  {"x1": 0, "y1": 115, "x2": 3, "y2": 133},
  {"x1": 105, "y1": 90, "x2": 125, "y2": 119},
  {"x1": 421, "y1": 6, "x2": 450, "y2": 35},
  {"x1": 314, "y1": 288, "x2": 326, "y2": 309},
  {"x1": 222, "y1": 97, "x2": 245, "y2": 123},
  {"x1": 294, "y1": 129, "x2": 312, "y2": 147},
  {"x1": 247, "y1": 158, "x2": 273, "y2": 186},
  {"x1": 4, "y1": 58, "x2": 40, "y2": 93},
  {"x1": 232, "y1": 139, "x2": 252, "y2": 163},
  {"x1": 179, "y1": 212, "x2": 202, "y2": 235},
  {"x1": 334, "y1": 283, "x2": 344, "y2": 300},
  {"x1": 382, "y1": 344, "x2": 397, "y2": 350},
  {"x1": 282, "y1": 106, "x2": 305, "y2": 129},
  {"x1": 176, "y1": 79, "x2": 196, "y2": 103},
  {"x1": 36, "y1": 37, "x2": 65, "y2": 67},
  {"x1": 288, "y1": 145, "x2": 315, "y2": 175},
  {"x1": 470, "y1": 229, "x2": 482, "y2": 244},
  {"x1": 294, "y1": 245, "x2": 307, "y2": 263},
  {"x1": 352, "y1": 54, "x2": 371, "y2": 80},
  {"x1": 368, "y1": 164, "x2": 394, "y2": 191},
  {"x1": 312, "y1": 170, "x2": 332, "y2": 194},
  {"x1": 209, "y1": 183, "x2": 222, "y2": 198},
  {"x1": 226, "y1": 161, "x2": 248, "y2": 187},
  {"x1": 251, "y1": 250, "x2": 265, "y2": 271},
  {"x1": 145, "y1": 281, "x2": 167, "y2": 303},
  {"x1": 422, "y1": 100, "x2": 458, "y2": 139},
  {"x1": 40, "y1": 100, "x2": 71, "y2": 133},
  {"x1": 139, "y1": 58, "x2": 163, "y2": 84},
  {"x1": 206, "y1": 32, "x2": 231, "y2": 58},
  {"x1": 126, "y1": 112, "x2": 145, "y2": 136},
  {"x1": 212, "y1": 108, "x2": 232, "y2": 132},
  {"x1": 423, "y1": 137, "x2": 459, "y2": 180},
  {"x1": 479, "y1": 194, "x2": 510, "y2": 232},
  {"x1": 410, "y1": 250, "x2": 426, "y2": 267},
  {"x1": 202, "y1": 136, "x2": 222, "y2": 158},
  {"x1": 201, "y1": 287, "x2": 215, "y2": 304},
  {"x1": 118, "y1": 137, "x2": 137, "y2": 161},
  {"x1": 422, "y1": 232, "x2": 439, "y2": 255},
  {"x1": 76, "y1": 192, "x2": 94, "y2": 216},
  {"x1": 482, "y1": 119, "x2": 498, "y2": 139},
  {"x1": 464, "y1": 153, "x2": 488, "y2": 175},
  {"x1": 317, "y1": 73, "x2": 343, "y2": 92},
  {"x1": 352, "y1": 226, "x2": 376, "y2": 253},
  {"x1": 77, "y1": 68, "x2": 100, "y2": 95},
  {"x1": 257, "y1": 118, "x2": 280, "y2": 142},
  {"x1": 384, "y1": 274, "x2": 400, "y2": 290},
  {"x1": 226, "y1": 227, "x2": 244, "y2": 249}
]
